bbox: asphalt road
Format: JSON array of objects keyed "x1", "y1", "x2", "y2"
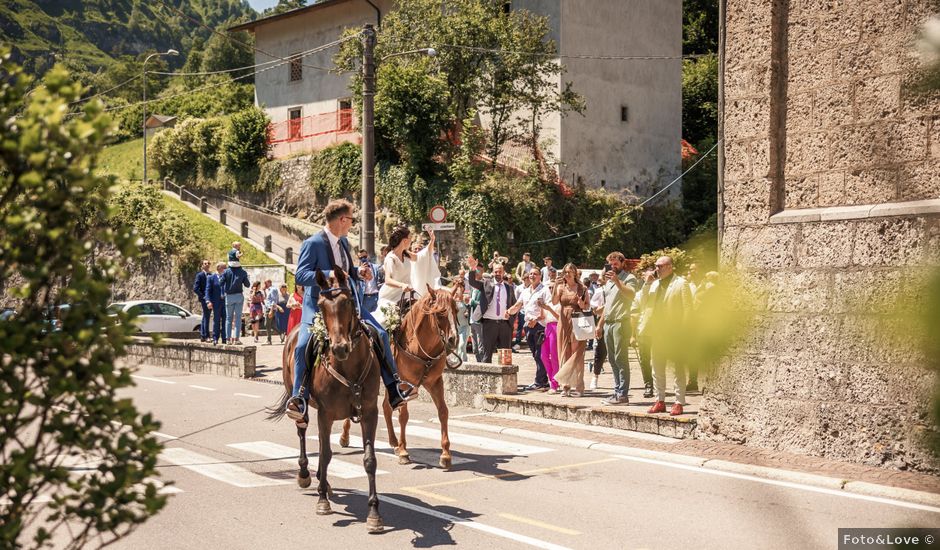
[{"x1": 80, "y1": 365, "x2": 940, "y2": 550}]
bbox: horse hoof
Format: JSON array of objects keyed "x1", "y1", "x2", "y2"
[
  {"x1": 316, "y1": 501, "x2": 332, "y2": 515},
  {"x1": 398, "y1": 454, "x2": 412, "y2": 465},
  {"x1": 297, "y1": 472, "x2": 312, "y2": 488},
  {"x1": 440, "y1": 456, "x2": 452, "y2": 470},
  {"x1": 339, "y1": 434, "x2": 350, "y2": 448},
  {"x1": 367, "y1": 516, "x2": 384, "y2": 533}
]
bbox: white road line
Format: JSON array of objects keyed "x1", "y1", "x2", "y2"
[
  {"x1": 487, "y1": 412, "x2": 680, "y2": 444},
  {"x1": 326, "y1": 434, "x2": 474, "y2": 466},
  {"x1": 131, "y1": 374, "x2": 176, "y2": 385},
  {"x1": 228, "y1": 441, "x2": 387, "y2": 479},
  {"x1": 188, "y1": 385, "x2": 216, "y2": 391},
  {"x1": 160, "y1": 447, "x2": 290, "y2": 488},
  {"x1": 393, "y1": 425, "x2": 553, "y2": 456},
  {"x1": 151, "y1": 431, "x2": 179, "y2": 440},
  {"x1": 361, "y1": 491, "x2": 572, "y2": 550},
  {"x1": 615, "y1": 455, "x2": 940, "y2": 515},
  {"x1": 233, "y1": 393, "x2": 261, "y2": 399}
]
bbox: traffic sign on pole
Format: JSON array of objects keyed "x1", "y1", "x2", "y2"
[{"x1": 428, "y1": 205, "x2": 447, "y2": 223}]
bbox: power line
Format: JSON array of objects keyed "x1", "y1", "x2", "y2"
[
  {"x1": 438, "y1": 43, "x2": 707, "y2": 61},
  {"x1": 518, "y1": 140, "x2": 721, "y2": 246},
  {"x1": 68, "y1": 74, "x2": 141, "y2": 105},
  {"x1": 153, "y1": 0, "x2": 337, "y2": 72}
]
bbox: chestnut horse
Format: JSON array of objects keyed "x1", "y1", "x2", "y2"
[
  {"x1": 268, "y1": 269, "x2": 384, "y2": 533},
  {"x1": 340, "y1": 286, "x2": 459, "y2": 468}
]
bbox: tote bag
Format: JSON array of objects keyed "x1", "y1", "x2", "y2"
[{"x1": 571, "y1": 311, "x2": 596, "y2": 341}]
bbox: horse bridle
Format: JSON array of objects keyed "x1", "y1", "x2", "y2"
[
  {"x1": 317, "y1": 285, "x2": 372, "y2": 423},
  {"x1": 394, "y1": 291, "x2": 461, "y2": 388}
]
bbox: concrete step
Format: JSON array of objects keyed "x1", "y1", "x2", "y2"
[{"x1": 481, "y1": 393, "x2": 697, "y2": 440}]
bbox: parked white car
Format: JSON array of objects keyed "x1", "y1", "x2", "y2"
[{"x1": 107, "y1": 301, "x2": 201, "y2": 333}]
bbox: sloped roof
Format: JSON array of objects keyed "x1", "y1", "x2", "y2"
[{"x1": 228, "y1": 0, "x2": 361, "y2": 33}]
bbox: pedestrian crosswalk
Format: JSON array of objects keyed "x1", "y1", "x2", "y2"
[
  {"x1": 149, "y1": 418, "x2": 560, "y2": 494},
  {"x1": 228, "y1": 441, "x2": 389, "y2": 479}
]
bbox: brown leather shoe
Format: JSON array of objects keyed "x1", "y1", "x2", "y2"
[
  {"x1": 647, "y1": 400, "x2": 666, "y2": 414},
  {"x1": 670, "y1": 403, "x2": 684, "y2": 416}
]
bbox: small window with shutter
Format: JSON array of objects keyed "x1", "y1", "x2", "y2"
[{"x1": 289, "y1": 54, "x2": 302, "y2": 82}]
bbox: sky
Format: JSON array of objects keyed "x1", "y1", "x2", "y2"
[{"x1": 246, "y1": 0, "x2": 279, "y2": 12}]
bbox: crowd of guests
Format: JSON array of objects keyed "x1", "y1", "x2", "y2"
[
  {"x1": 191, "y1": 241, "x2": 304, "y2": 346},
  {"x1": 454, "y1": 251, "x2": 718, "y2": 416}
]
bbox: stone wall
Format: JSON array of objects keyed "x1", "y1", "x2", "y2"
[
  {"x1": 415, "y1": 363, "x2": 518, "y2": 408},
  {"x1": 124, "y1": 337, "x2": 257, "y2": 378},
  {"x1": 703, "y1": 0, "x2": 940, "y2": 472}
]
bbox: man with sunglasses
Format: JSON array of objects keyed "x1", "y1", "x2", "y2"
[
  {"x1": 286, "y1": 199, "x2": 413, "y2": 422},
  {"x1": 357, "y1": 249, "x2": 381, "y2": 313}
]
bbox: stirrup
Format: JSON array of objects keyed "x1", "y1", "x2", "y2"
[
  {"x1": 286, "y1": 396, "x2": 307, "y2": 422},
  {"x1": 397, "y1": 380, "x2": 418, "y2": 402}
]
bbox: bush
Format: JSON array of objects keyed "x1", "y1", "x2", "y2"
[
  {"x1": 377, "y1": 163, "x2": 449, "y2": 225},
  {"x1": 309, "y1": 142, "x2": 361, "y2": 200},
  {"x1": 147, "y1": 117, "x2": 203, "y2": 184},
  {"x1": 221, "y1": 106, "x2": 270, "y2": 173},
  {"x1": 634, "y1": 247, "x2": 694, "y2": 276},
  {"x1": 256, "y1": 160, "x2": 282, "y2": 193},
  {"x1": 109, "y1": 183, "x2": 203, "y2": 270},
  {"x1": 193, "y1": 117, "x2": 225, "y2": 178},
  {"x1": 0, "y1": 60, "x2": 165, "y2": 548}
]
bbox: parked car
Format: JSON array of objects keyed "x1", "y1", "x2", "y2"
[
  {"x1": 0, "y1": 307, "x2": 15, "y2": 321},
  {"x1": 107, "y1": 301, "x2": 201, "y2": 333}
]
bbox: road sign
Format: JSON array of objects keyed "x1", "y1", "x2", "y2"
[
  {"x1": 428, "y1": 205, "x2": 447, "y2": 223},
  {"x1": 422, "y1": 223, "x2": 456, "y2": 231}
]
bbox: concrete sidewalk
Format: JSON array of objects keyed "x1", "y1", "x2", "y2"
[{"x1": 486, "y1": 344, "x2": 702, "y2": 438}]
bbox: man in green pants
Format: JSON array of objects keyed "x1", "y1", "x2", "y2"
[{"x1": 596, "y1": 252, "x2": 639, "y2": 405}]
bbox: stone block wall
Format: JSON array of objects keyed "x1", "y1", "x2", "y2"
[
  {"x1": 703, "y1": 0, "x2": 940, "y2": 472},
  {"x1": 415, "y1": 363, "x2": 518, "y2": 408},
  {"x1": 124, "y1": 338, "x2": 256, "y2": 378}
]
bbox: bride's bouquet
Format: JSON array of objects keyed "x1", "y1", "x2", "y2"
[{"x1": 380, "y1": 302, "x2": 402, "y2": 333}]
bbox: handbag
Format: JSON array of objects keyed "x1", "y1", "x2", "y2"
[{"x1": 571, "y1": 311, "x2": 596, "y2": 341}]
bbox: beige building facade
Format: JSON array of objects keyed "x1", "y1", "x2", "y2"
[
  {"x1": 703, "y1": 0, "x2": 940, "y2": 471},
  {"x1": 232, "y1": 0, "x2": 681, "y2": 196}
]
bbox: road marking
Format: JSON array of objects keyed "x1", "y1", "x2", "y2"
[
  {"x1": 151, "y1": 431, "x2": 179, "y2": 440},
  {"x1": 227, "y1": 441, "x2": 387, "y2": 479},
  {"x1": 160, "y1": 447, "x2": 290, "y2": 488},
  {"x1": 358, "y1": 491, "x2": 572, "y2": 550},
  {"x1": 327, "y1": 434, "x2": 474, "y2": 466},
  {"x1": 401, "y1": 487, "x2": 457, "y2": 503},
  {"x1": 615, "y1": 455, "x2": 940, "y2": 515},
  {"x1": 392, "y1": 425, "x2": 553, "y2": 456},
  {"x1": 486, "y1": 412, "x2": 680, "y2": 444},
  {"x1": 188, "y1": 385, "x2": 216, "y2": 391},
  {"x1": 131, "y1": 374, "x2": 176, "y2": 385},
  {"x1": 406, "y1": 458, "x2": 619, "y2": 491},
  {"x1": 233, "y1": 393, "x2": 261, "y2": 399},
  {"x1": 499, "y1": 513, "x2": 581, "y2": 536}
]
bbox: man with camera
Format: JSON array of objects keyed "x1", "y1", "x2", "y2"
[{"x1": 594, "y1": 252, "x2": 639, "y2": 405}]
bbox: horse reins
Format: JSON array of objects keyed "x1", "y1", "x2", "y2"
[
  {"x1": 394, "y1": 292, "x2": 461, "y2": 388},
  {"x1": 316, "y1": 286, "x2": 374, "y2": 424}
]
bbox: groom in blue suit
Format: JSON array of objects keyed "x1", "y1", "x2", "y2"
[{"x1": 287, "y1": 199, "x2": 413, "y2": 420}]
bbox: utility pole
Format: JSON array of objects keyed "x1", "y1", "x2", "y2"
[
  {"x1": 360, "y1": 24, "x2": 377, "y2": 258},
  {"x1": 142, "y1": 49, "x2": 178, "y2": 185}
]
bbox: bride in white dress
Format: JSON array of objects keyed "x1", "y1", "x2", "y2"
[{"x1": 373, "y1": 226, "x2": 440, "y2": 327}]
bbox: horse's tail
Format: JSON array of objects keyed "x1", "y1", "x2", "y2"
[{"x1": 265, "y1": 389, "x2": 291, "y2": 422}]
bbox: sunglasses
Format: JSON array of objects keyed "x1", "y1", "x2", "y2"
[{"x1": 342, "y1": 216, "x2": 357, "y2": 223}]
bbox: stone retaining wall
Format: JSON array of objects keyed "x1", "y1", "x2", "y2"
[
  {"x1": 125, "y1": 337, "x2": 256, "y2": 378},
  {"x1": 415, "y1": 362, "x2": 518, "y2": 408}
]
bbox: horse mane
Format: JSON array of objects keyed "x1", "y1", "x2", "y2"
[{"x1": 401, "y1": 289, "x2": 452, "y2": 332}]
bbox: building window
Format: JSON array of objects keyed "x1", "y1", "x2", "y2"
[
  {"x1": 338, "y1": 99, "x2": 352, "y2": 132},
  {"x1": 621, "y1": 106, "x2": 628, "y2": 122},
  {"x1": 288, "y1": 107, "x2": 302, "y2": 141},
  {"x1": 502, "y1": 1, "x2": 511, "y2": 14},
  {"x1": 289, "y1": 54, "x2": 302, "y2": 82}
]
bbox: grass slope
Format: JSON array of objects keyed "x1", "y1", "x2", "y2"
[
  {"x1": 158, "y1": 192, "x2": 295, "y2": 288},
  {"x1": 98, "y1": 137, "x2": 148, "y2": 180}
]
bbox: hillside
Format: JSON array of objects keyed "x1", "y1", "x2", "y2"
[{"x1": 0, "y1": 0, "x2": 254, "y2": 77}]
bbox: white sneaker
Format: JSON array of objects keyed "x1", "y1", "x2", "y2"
[{"x1": 589, "y1": 375, "x2": 598, "y2": 390}]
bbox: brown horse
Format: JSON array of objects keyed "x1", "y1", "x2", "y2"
[
  {"x1": 340, "y1": 286, "x2": 459, "y2": 468},
  {"x1": 269, "y1": 269, "x2": 384, "y2": 533}
]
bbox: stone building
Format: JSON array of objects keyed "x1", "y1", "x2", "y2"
[
  {"x1": 230, "y1": 0, "x2": 681, "y2": 196},
  {"x1": 701, "y1": 0, "x2": 940, "y2": 471}
]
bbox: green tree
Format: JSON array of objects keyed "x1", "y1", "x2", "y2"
[
  {"x1": 682, "y1": 54, "x2": 718, "y2": 147},
  {"x1": 0, "y1": 58, "x2": 166, "y2": 548},
  {"x1": 683, "y1": 0, "x2": 719, "y2": 55},
  {"x1": 200, "y1": 28, "x2": 255, "y2": 81},
  {"x1": 263, "y1": 0, "x2": 307, "y2": 16},
  {"x1": 221, "y1": 105, "x2": 270, "y2": 173}
]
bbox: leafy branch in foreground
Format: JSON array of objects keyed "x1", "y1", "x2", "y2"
[{"x1": 0, "y1": 53, "x2": 166, "y2": 549}]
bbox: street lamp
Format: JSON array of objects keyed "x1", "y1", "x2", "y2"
[
  {"x1": 360, "y1": 23, "x2": 436, "y2": 257},
  {"x1": 142, "y1": 49, "x2": 178, "y2": 185}
]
